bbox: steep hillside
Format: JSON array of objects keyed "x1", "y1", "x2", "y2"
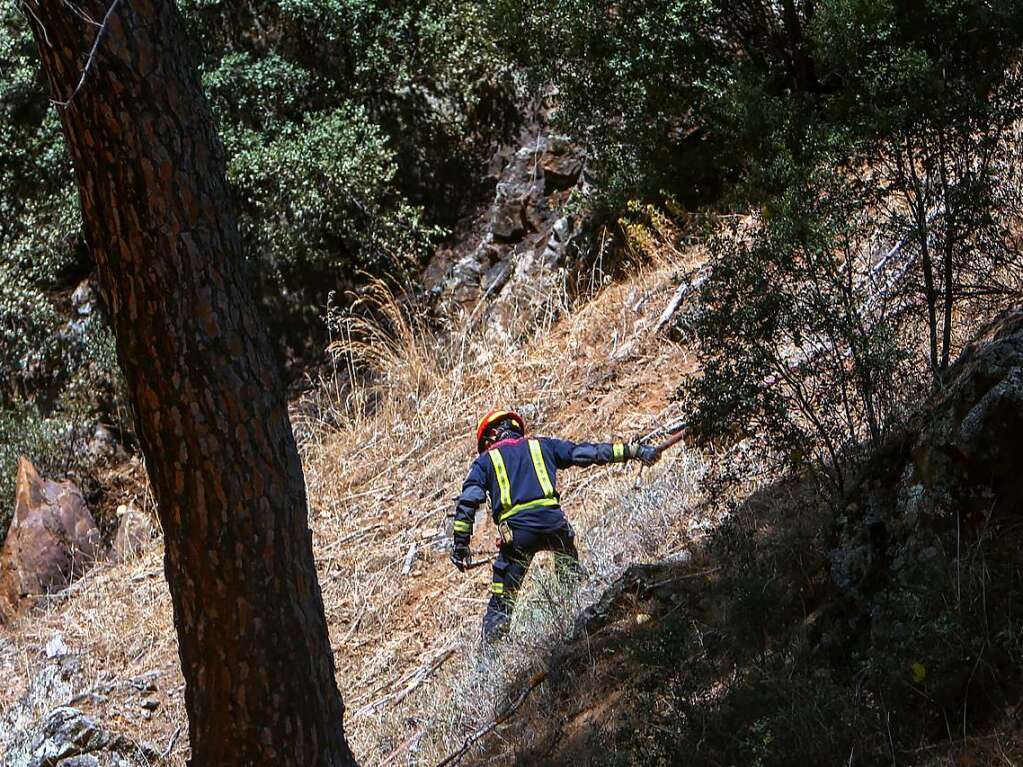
[
  {"x1": 473, "y1": 310, "x2": 1023, "y2": 766},
  {"x1": 0, "y1": 239, "x2": 710, "y2": 764},
  {"x1": 3, "y1": 226, "x2": 1023, "y2": 767}
]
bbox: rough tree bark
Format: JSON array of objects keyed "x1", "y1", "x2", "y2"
[{"x1": 21, "y1": 1, "x2": 357, "y2": 764}]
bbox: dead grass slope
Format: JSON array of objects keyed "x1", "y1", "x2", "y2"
[{"x1": 0, "y1": 240, "x2": 711, "y2": 765}]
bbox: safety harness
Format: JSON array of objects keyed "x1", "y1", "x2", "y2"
[{"x1": 488, "y1": 439, "x2": 559, "y2": 523}]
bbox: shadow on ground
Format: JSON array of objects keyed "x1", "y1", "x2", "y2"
[{"x1": 472, "y1": 460, "x2": 1023, "y2": 767}]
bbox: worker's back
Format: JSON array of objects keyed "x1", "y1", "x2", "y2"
[{"x1": 480, "y1": 437, "x2": 563, "y2": 532}]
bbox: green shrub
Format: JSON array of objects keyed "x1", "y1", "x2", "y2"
[
  {"x1": 1, "y1": 0, "x2": 517, "y2": 491},
  {"x1": 686, "y1": 169, "x2": 923, "y2": 492}
]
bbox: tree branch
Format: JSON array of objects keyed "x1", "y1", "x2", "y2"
[
  {"x1": 433, "y1": 671, "x2": 548, "y2": 767},
  {"x1": 49, "y1": 0, "x2": 125, "y2": 109}
]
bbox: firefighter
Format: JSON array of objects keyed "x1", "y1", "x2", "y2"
[{"x1": 451, "y1": 408, "x2": 661, "y2": 641}]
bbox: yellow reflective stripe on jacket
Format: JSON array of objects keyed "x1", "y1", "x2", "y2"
[
  {"x1": 453, "y1": 520, "x2": 472, "y2": 533},
  {"x1": 528, "y1": 439, "x2": 555, "y2": 498},
  {"x1": 491, "y1": 582, "x2": 505, "y2": 594},
  {"x1": 489, "y1": 448, "x2": 512, "y2": 510},
  {"x1": 613, "y1": 442, "x2": 625, "y2": 462},
  {"x1": 498, "y1": 497, "x2": 559, "y2": 523}
]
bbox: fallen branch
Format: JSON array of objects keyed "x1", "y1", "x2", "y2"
[
  {"x1": 352, "y1": 644, "x2": 458, "y2": 718},
  {"x1": 380, "y1": 728, "x2": 426, "y2": 766},
  {"x1": 401, "y1": 543, "x2": 418, "y2": 576},
  {"x1": 433, "y1": 671, "x2": 548, "y2": 767},
  {"x1": 160, "y1": 725, "x2": 182, "y2": 759},
  {"x1": 654, "y1": 270, "x2": 709, "y2": 333},
  {"x1": 129, "y1": 569, "x2": 163, "y2": 583},
  {"x1": 320, "y1": 524, "x2": 383, "y2": 555}
]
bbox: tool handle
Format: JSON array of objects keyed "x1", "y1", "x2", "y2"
[
  {"x1": 655, "y1": 428, "x2": 687, "y2": 454},
  {"x1": 633, "y1": 426, "x2": 687, "y2": 490}
]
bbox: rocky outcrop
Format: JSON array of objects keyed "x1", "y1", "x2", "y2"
[
  {"x1": 1, "y1": 640, "x2": 161, "y2": 766},
  {"x1": 832, "y1": 308, "x2": 1023, "y2": 595},
  {"x1": 111, "y1": 504, "x2": 156, "y2": 562},
  {"x1": 4, "y1": 706, "x2": 159, "y2": 767},
  {"x1": 425, "y1": 132, "x2": 591, "y2": 335},
  {"x1": 1, "y1": 650, "x2": 81, "y2": 749},
  {"x1": 910, "y1": 308, "x2": 1023, "y2": 518},
  {"x1": 0, "y1": 458, "x2": 103, "y2": 621}
]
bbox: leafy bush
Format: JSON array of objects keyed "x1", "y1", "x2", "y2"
[
  {"x1": 2, "y1": 0, "x2": 517, "y2": 384},
  {"x1": 687, "y1": 170, "x2": 925, "y2": 491},
  {"x1": 227, "y1": 104, "x2": 442, "y2": 360},
  {"x1": 812, "y1": 0, "x2": 1023, "y2": 378},
  {"x1": 526, "y1": 0, "x2": 1023, "y2": 490}
]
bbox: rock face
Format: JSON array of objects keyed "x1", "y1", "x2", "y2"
[
  {"x1": 0, "y1": 458, "x2": 103, "y2": 620},
  {"x1": 911, "y1": 308, "x2": 1023, "y2": 519},
  {"x1": 425, "y1": 131, "x2": 591, "y2": 335},
  {"x1": 831, "y1": 308, "x2": 1023, "y2": 594},
  {"x1": 1, "y1": 652, "x2": 81, "y2": 748},
  {"x1": 5, "y1": 707, "x2": 157, "y2": 767},
  {"x1": 1, "y1": 658, "x2": 159, "y2": 767}
]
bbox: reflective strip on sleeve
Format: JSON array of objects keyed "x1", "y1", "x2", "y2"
[
  {"x1": 489, "y1": 448, "x2": 512, "y2": 511},
  {"x1": 613, "y1": 442, "x2": 625, "y2": 462},
  {"x1": 528, "y1": 440, "x2": 556, "y2": 498},
  {"x1": 453, "y1": 520, "x2": 472, "y2": 533},
  {"x1": 490, "y1": 582, "x2": 505, "y2": 594}
]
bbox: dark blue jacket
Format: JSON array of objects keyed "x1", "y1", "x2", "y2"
[{"x1": 452, "y1": 436, "x2": 632, "y2": 542}]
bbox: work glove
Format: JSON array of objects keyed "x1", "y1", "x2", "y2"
[
  {"x1": 450, "y1": 543, "x2": 472, "y2": 572},
  {"x1": 628, "y1": 443, "x2": 661, "y2": 466}
]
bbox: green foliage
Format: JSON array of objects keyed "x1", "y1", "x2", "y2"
[
  {"x1": 227, "y1": 104, "x2": 442, "y2": 351},
  {"x1": 0, "y1": 261, "x2": 63, "y2": 403},
  {"x1": 183, "y1": 0, "x2": 515, "y2": 361},
  {"x1": 2, "y1": 0, "x2": 516, "y2": 383},
  {"x1": 687, "y1": 169, "x2": 923, "y2": 489},
  {"x1": 0, "y1": 0, "x2": 516, "y2": 523},
  {"x1": 230, "y1": 105, "x2": 411, "y2": 273},
  {"x1": 499, "y1": 0, "x2": 1023, "y2": 210},
  {"x1": 179, "y1": 0, "x2": 515, "y2": 221},
  {"x1": 530, "y1": 0, "x2": 1023, "y2": 486},
  {"x1": 490, "y1": 0, "x2": 725, "y2": 206},
  {"x1": 812, "y1": 0, "x2": 1023, "y2": 376},
  {"x1": 0, "y1": 13, "x2": 83, "y2": 285}
]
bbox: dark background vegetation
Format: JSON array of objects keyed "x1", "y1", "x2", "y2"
[{"x1": 1, "y1": 0, "x2": 519, "y2": 526}]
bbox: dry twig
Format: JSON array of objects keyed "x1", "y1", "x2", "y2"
[{"x1": 433, "y1": 671, "x2": 548, "y2": 767}]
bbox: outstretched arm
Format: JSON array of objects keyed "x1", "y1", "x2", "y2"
[
  {"x1": 451, "y1": 460, "x2": 487, "y2": 570},
  {"x1": 546, "y1": 437, "x2": 659, "y2": 469}
]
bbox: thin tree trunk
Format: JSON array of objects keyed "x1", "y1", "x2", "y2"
[
  {"x1": 22, "y1": 2, "x2": 356, "y2": 764},
  {"x1": 918, "y1": 217, "x2": 941, "y2": 379},
  {"x1": 938, "y1": 133, "x2": 956, "y2": 374},
  {"x1": 896, "y1": 133, "x2": 941, "y2": 380}
]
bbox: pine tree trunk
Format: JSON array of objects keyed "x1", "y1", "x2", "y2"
[{"x1": 22, "y1": 1, "x2": 356, "y2": 764}]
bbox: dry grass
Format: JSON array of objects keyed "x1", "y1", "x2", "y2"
[{"x1": 0, "y1": 236, "x2": 710, "y2": 766}]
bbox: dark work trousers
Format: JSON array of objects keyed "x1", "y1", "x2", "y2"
[{"x1": 482, "y1": 520, "x2": 581, "y2": 641}]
